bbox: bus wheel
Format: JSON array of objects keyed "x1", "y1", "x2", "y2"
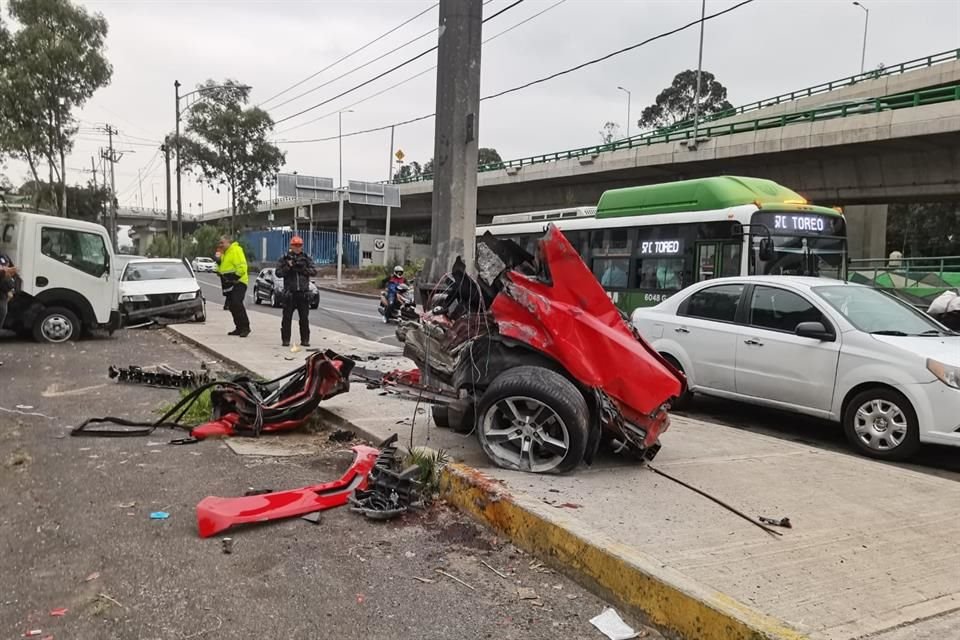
[
  {"x1": 33, "y1": 307, "x2": 80, "y2": 343},
  {"x1": 476, "y1": 366, "x2": 588, "y2": 474}
]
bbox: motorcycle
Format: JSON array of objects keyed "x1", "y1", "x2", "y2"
[{"x1": 379, "y1": 281, "x2": 416, "y2": 323}]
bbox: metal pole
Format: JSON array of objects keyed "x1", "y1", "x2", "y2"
[
  {"x1": 308, "y1": 201, "x2": 313, "y2": 257},
  {"x1": 691, "y1": 0, "x2": 706, "y2": 147},
  {"x1": 90, "y1": 156, "x2": 101, "y2": 227},
  {"x1": 338, "y1": 111, "x2": 343, "y2": 189},
  {"x1": 336, "y1": 189, "x2": 345, "y2": 285},
  {"x1": 174, "y1": 80, "x2": 183, "y2": 258},
  {"x1": 107, "y1": 126, "x2": 118, "y2": 252},
  {"x1": 617, "y1": 87, "x2": 631, "y2": 138},
  {"x1": 384, "y1": 124, "x2": 395, "y2": 266},
  {"x1": 137, "y1": 169, "x2": 143, "y2": 208},
  {"x1": 854, "y1": 2, "x2": 870, "y2": 74},
  {"x1": 163, "y1": 140, "x2": 172, "y2": 239}
]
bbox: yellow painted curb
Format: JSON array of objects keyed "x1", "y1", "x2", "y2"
[{"x1": 440, "y1": 463, "x2": 810, "y2": 640}]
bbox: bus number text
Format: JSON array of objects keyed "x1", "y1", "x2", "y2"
[{"x1": 640, "y1": 240, "x2": 681, "y2": 255}]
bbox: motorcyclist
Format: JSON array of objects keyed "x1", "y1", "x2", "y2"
[
  {"x1": 380, "y1": 265, "x2": 407, "y2": 323},
  {"x1": 275, "y1": 235, "x2": 317, "y2": 347}
]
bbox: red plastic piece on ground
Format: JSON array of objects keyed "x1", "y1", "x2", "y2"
[
  {"x1": 48, "y1": 608, "x2": 68, "y2": 617},
  {"x1": 491, "y1": 225, "x2": 684, "y2": 418},
  {"x1": 195, "y1": 444, "x2": 379, "y2": 538},
  {"x1": 190, "y1": 413, "x2": 240, "y2": 439}
]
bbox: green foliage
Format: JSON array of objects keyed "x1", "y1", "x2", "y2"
[
  {"x1": 157, "y1": 387, "x2": 213, "y2": 425},
  {"x1": 178, "y1": 79, "x2": 285, "y2": 233},
  {"x1": 19, "y1": 179, "x2": 108, "y2": 221},
  {"x1": 404, "y1": 447, "x2": 449, "y2": 497},
  {"x1": 0, "y1": 0, "x2": 112, "y2": 215},
  {"x1": 887, "y1": 203, "x2": 960, "y2": 257},
  {"x1": 393, "y1": 148, "x2": 502, "y2": 180},
  {"x1": 638, "y1": 70, "x2": 733, "y2": 130}
]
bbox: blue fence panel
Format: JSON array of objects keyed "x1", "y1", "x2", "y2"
[{"x1": 243, "y1": 230, "x2": 360, "y2": 267}]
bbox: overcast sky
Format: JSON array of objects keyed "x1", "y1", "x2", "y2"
[{"x1": 4, "y1": 0, "x2": 959, "y2": 214}]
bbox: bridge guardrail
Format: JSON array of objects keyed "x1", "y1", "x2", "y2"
[{"x1": 393, "y1": 82, "x2": 960, "y2": 184}]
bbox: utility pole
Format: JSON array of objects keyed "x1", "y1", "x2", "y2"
[
  {"x1": 690, "y1": 0, "x2": 706, "y2": 149},
  {"x1": 384, "y1": 125, "x2": 395, "y2": 267},
  {"x1": 90, "y1": 156, "x2": 101, "y2": 226},
  {"x1": 426, "y1": 0, "x2": 483, "y2": 285},
  {"x1": 100, "y1": 125, "x2": 121, "y2": 251},
  {"x1": 853, "y1": 2, "x2": 869, "y2": 74},
  {"x1": 174, "y1": 79, "x2": 183, "y2": 258},
  {"x1": 138, "y1": 169, "x2": 143, "y2": 208},
  {"x1": 161, "y1": 139, "x2": 172, "y2": 240}
]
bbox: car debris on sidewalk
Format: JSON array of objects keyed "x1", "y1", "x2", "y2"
[{"x1": 379, "y1": 226, "x2": 685, "y2": 473}]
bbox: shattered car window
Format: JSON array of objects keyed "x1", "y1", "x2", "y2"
[{"x1": 123, "y1": 261, "x2": 193, "y2": 281}]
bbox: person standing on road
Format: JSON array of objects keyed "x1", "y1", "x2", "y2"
[
  {"x1": 276, "y1": 235, "x2": 316, "y2": 347},
  {"x1": 217, "y1": 235, "x2": 250, "y2": 337}
]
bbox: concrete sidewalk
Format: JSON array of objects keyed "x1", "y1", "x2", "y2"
[{"x1": 169, "y1": 309, "x2": 960, "y2": 640}]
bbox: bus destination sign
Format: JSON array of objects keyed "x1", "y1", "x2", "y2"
[
  {"x1": 753, "y1": 212, "x2": 841, "y2": 236},
  {"x1": 639, "y1": 239, "x2": 682, "y2": 255}
]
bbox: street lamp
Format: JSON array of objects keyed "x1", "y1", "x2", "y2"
[
  {"x1": 617, "y1": 86, "x2": 632, "y2": 138},
  {"x1": 174, "y1": 80, "x2": 251, "y2": 256},
  {"x1": 690, "y1": 0, "x2": 706, "y2": 148},
  {"x1": 853, "y1": 2, "x2": 869, "y2": 74}
]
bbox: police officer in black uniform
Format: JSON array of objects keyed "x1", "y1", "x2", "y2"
[{"x1": 275, "y1": 235, "x2": 317, "y2": 347}]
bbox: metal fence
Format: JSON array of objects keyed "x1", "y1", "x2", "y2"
[{"x1": 243, "y1": 230, "x2": 360, "y2": 267}]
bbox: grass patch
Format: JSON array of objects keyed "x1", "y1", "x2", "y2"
[{"x1": 156, "y1": 387, "x2": 213, "y2": 425}]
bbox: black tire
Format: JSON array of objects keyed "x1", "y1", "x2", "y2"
[
  {"x1": 32, "y1": 306, "x2": 81, "y2": 343},
  {"x1": 271, "y1": 292, "x2": 280, "y2": 308},
  {"x1": 660, "y1": 353, "x2": 693, "y2": 411},
  {"x1": 476, "y1": 366, "x2": 589, "y2": 474},
  {"x1": 311, "y1": 302, "x2": 320, "y2": 310},
  {"x1": 842, "y1": 387, "x2": 921, "y2": 461},
  {"x1": 253, "y1": 289, "x2": 261, "y2": 305}
]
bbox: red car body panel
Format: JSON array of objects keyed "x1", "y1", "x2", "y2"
[
  {"x1": 196, "y1": 444, "x2": 380, "y2": 537},
  {"x1": 490, "y1": 226, "x2": 684, "y2": 436}
]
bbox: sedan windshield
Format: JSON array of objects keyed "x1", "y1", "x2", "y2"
[
  {"x1": 123, "y1": 261, "x2": 192, "y2": 281},
  {"x1": 813, "y1": 285, "x2": 945, "y2": 335}
]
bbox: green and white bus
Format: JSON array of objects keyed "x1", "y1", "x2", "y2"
[{"x1": 476, "y1": 176, "x2": 848, "y2": 312}]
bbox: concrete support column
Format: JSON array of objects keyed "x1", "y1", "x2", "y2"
[
  {"x1": 426, "y1": 0, "x2": 483, "y2": 282},
  {"x1": 844, "y1": 204, "x2": 888, "y2": 260}
]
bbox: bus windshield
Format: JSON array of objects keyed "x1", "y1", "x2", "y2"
[
  {"x1": 750, "y1": 210, "x2": 846, "y2": 279},
  {"x1": 753, "y1": 235, "x2": 847, "y2": 279}
]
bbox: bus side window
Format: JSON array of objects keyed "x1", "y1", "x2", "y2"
[{"x1": 563, "y1": 230, "x2": 586, "y2": 257}]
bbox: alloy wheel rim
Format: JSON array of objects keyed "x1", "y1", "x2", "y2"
[{"x1": 481, "y1": 396, "x2": 570, "y2": 472}]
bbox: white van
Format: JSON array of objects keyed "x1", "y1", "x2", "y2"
[{"x1": 0, "y1": 209, "x2": 121, "y2": 342}]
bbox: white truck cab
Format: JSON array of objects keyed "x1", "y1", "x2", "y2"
[{"x1": 1, "y1": 209, "x2": 121, "y2": 342}]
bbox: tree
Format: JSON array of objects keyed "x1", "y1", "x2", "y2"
[
  {"x1": 638, "y1": 70, "x2": 733, "y2": 130},
  {"x1": 0, "y1": 0, "x2": 112, "y2": 215},
  {"x1": 19, "y1": 179, "x2": 108, "y2": 221},
  {"x1": 392, "y1": 161, "x2": 422, "y2": 182},
  {"x1": 178, "y1": 80, "x2": 285, "y2": 234},
  {"x1": 599, "y1": 122, "x2": 620, "y2": 144},
  {"x1": 887, "y1": 203, "x2": 960, "y2": 257},
  {"x1": 477, "y1": 147, "x2": 503, "y2": 168}
]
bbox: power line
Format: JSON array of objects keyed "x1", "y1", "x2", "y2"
[
  {"x1": 259, "y1": 2, "x2": 439, "y2": 108},
  {"x1": 277, "y1": 0, "x2": 569, "y2": 136},
  {"x1": 273, "y1": 0, "x2": 528, "y2": 126},
  {"x1": 277, "y1": 0, "x2": 755, "y2": 144},
  {"x1": 268, "y1": 0, "x2": 497, "y2": 114}
]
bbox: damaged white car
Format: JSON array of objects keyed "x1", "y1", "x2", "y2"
[{"x1": 120, "y1": 258, "x2": 206, "y2": 325}]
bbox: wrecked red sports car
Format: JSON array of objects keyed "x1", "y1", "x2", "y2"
[{"x1": 399, "y1": 225, "x2": 685, "y2": 473}]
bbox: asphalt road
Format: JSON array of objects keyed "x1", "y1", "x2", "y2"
[
  {"x1": 195, "y1": 272, "x2": 399, "y2": 347},
  {"x1": 0, "y1": 330, "x2": 655, "y2": 640}
]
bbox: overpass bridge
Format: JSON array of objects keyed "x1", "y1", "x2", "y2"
[{"x1": 191, "y1": 49, "x2": 960, "y2": 260}]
